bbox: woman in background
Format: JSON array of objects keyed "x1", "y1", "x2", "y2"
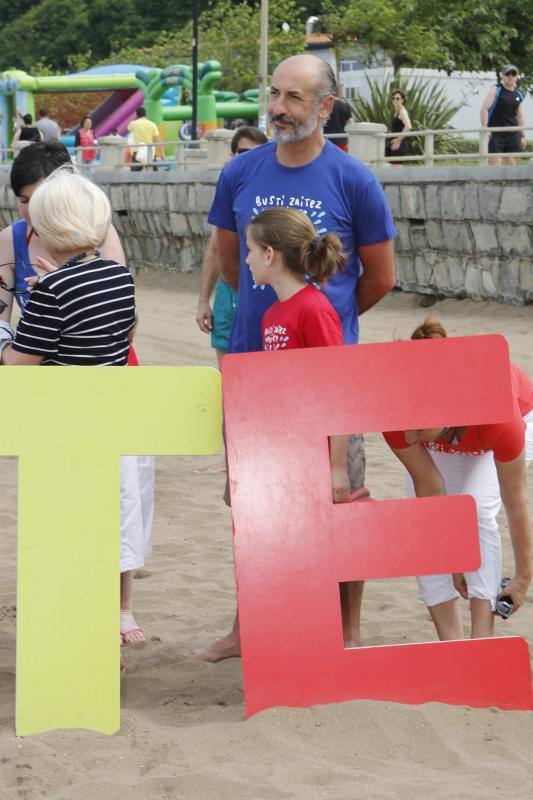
[{"x1": 385, "y1": 89, "x2": 412, "y2": 161}]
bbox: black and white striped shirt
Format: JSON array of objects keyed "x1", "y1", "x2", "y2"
[{"x1": 13, "y1": 257, "x2": 135, "y2": 366}]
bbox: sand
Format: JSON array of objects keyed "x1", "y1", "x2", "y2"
[{"x1": 0, "y1": 272, "x2": 532, "y2": 799}]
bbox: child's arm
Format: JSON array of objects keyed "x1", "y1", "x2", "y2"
[{"x1": 329, "y1": 435, "x2": 350, "y2": 503}]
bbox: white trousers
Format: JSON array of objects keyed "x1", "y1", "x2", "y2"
[
  {"x1": 408, "y1": 411, "x2": 533, "y2": 610},
  {"x1": 120, "y1": 455, "x2": 155, "y2": 573}
]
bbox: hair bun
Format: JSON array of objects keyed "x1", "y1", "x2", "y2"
[{"x1": 411, "y1": 318, "x2": 447, "y2": 340}]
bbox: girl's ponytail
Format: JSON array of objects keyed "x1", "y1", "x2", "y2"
[
  {"x1": 301, "y1": 232, "x2": 345, "y2": 284},
  {"x1": 249, "y1": 208, "x2": 345, "y2": 284}
]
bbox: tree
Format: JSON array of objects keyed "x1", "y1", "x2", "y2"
[
  {"x1": 319, "y1": 0, "x2": 531, "y2": 90},
  {"x1": 320, "y1": 0, "x2": 446, "y2": 73},
  {"x1": 0, "y1": 0, "x2": 90, "y2": 73},
  {"x1": 103, "y1": 0, "x2": 306, "y2": 95}
]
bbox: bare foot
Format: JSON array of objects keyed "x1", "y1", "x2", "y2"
[
  {"x1": 120, "y1": 610, "x2": 146, "y2": 647},
  {"x1": 344, "y1": 635, "x2": 362, "y2": 649},
  {"x1": 187, "y1": 630, "x2": 241, "y2": 662}
]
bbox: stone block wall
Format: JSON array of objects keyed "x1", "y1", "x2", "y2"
[
  {"x1": 0, "y1": 169, "x2": 219, "y2": 275},
  {"x1": 377, "y1": 165, "x2": 533, "y2": 304},
  {"x1": 0, "y1": 164, "x2": 531, "y2": 304}
]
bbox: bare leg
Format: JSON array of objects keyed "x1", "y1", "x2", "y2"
[
  {"x1": 470, "y1": 597, "x2": 494, "y2": 638},
  {"x1": 215, "y1": 349, "x2": 226, "y2": 370},
  {"x1": 340, "y1": 581, "x2": 363, "y2": 647},
  {"x1": 188, "y1": 610, "x2": 241, "y2": 662},
  {"x1": 120, "y1": 569, "x2": 145, "y2": 645},
  {"x1": 428, "y1": 598, "x2": 464, "y2": 641},
  {"x1": 490, "y1": 155, "x2": 502, "y2": 166}
]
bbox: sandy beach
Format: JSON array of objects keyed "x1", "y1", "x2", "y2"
[{"x1": 1, "y1": 271, "x2": 532, "y2": 799}]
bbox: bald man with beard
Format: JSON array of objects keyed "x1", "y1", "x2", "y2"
[{"x1": 193, "y1": 54, "x2": 397, "y2": 662}]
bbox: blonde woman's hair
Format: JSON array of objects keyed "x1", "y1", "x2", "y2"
[
  {"x1": 249, "y1": 208, "x2": 345, "y2": 284},
  {"x1": 29, "y1": 168, "x2": 111, "y2": 253},
  {"x1": 411, "y1": 318, "x2": 447, "y2": 340}
]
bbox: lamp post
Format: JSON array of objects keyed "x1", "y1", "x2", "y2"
[
  {"x1": 258, "y1": 0, "x2": 268, "y2": 133},
  {"x1": 191, "y1": 0, "x2": 199, "y2": 141}
]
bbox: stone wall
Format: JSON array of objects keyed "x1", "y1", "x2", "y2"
[
  {"x1": 0, "y1": 164, "x2": 531, "y2": 304},
  {"x1": 0, "y1": 169, "x2": 219, "y2": 275},
  {"x1": 377, "y1": 165, "x2": 533, "y2": 304}
]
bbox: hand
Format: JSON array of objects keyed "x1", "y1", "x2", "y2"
[
  {"x1": 331, "y1": 466, "x2": 350, "y2": 504},
  {"x1": 520, "y1": 135, "x2": 526, "y2": 152},
  {"x1": 25, "y1": 257, "x2": 58, "y2": 292},
  {"x1": 453, "y1": 572, "x2": 468, "y2": 599},
  {"x1": 499, "y1": 574, "x2": 530, "y2": 613},
  {"x1": 196, "y1": 300, "x2": 213, "y2": 333},
  {"x1": 390, "y1": 139, "x2": 400, "y2": 151},
  {"x1": 35, "y1": 256, "x2": 58, "y2": 273}
]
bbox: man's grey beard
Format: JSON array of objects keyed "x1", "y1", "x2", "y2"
[{"x1": 269, "y1": 101, "x2": 321, "y2": 143}]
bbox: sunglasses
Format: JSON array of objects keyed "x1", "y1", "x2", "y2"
[
  {"x1": 235, "y1": 147, "x2": 253, "y2": 155},
  {"x1": 392, "y1": 95, "x2": 403, "y2": 100},
  {"x1": 505, "y1": 71, "x2": 517, "y2": 77}
]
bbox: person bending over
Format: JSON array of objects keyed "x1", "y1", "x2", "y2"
[{"x1": 384, "y1": 320, "x2": 532, "y2": 640}]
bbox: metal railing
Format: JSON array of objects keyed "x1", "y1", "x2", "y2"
[
  {"x1": 377, "y1": 125, "x2": 533, "y2": 167},
  {"x1": 1, "y1": 127, "x2": 531, "y2": 170},
  {"x1": 0, "y1": 138, "x2": 209, "y2": 171}
]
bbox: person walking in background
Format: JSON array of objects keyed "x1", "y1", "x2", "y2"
[
  {"x1": 35, "y1": 108, "x2": 61, "y2": 142},
  {"x1": 196, "y1": 126, "x2": 267, "y2": 367},
  {"x1": 127, "y1": 107, "x2": 164, "y2": 171},
  {"x1": 11, "y1": 113, "x2": 42, "y2": 146},
  {"x1": 75, "y1": 116, "x2": 97, "y2": 166},
  {"x1": 481, "y1": 65, "x2": 526, "y2": 166},
  {"x1": 323, "y1": 96, "x2": 353, "y2": 150},
  {"x1": 385, "y1": 89, "x2": 412, "y2": 162}
]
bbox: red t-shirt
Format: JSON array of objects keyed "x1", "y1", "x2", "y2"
[
  {"x1": 262, "y1": 285, "x2": 343, "y2": 351},
  {"x1": 383, "y1": 362, "x2": 533, "y2": 462}
]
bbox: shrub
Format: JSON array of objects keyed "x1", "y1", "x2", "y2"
[{"x1": 350, "y1": 73, "x2": 463, "y2": 155}]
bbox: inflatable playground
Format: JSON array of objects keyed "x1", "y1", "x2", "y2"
[{"x1": 0, "y1": 62, "x2": 260, "y2": 159}]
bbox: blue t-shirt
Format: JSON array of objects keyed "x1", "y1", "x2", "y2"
[{"x1": 208, "y1": 140, "x2": 396, "y2": 353}]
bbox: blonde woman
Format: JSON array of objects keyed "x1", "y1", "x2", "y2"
[{"x1": 0, "y1": 168, "x2": 154, "y2": 650}]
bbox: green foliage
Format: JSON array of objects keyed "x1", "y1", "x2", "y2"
[
  {"x1": 320, "y1": 0, "x2": 446, "y2": 72},
  {"x1": 0, "y1": 0, "x2": 211, "y2": 73},
  {"x1": 103, "y1": 0, "x2": 306, "y2": 94},
  {"x1": 0, "y1": 0, "x2": 530, "y2": 99},
  {"x1": 0, "y1": 0, "x2": 90, "y2": 73},
  {"x1": 320, "y1": 0, "x2": 532, "y2": 91},
  {"x1": 351, "y1": 74, "x2": 463, "y2": 154}
]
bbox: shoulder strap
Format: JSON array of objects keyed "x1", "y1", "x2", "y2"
[
  {"x1": 12, "y1": 220, "x2": 36, "y2": 310},
  {"x1": 487, "y1": 85, "x2": 502, "y2": 123}
]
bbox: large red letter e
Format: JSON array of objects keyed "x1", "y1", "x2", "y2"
[{"x1": 223, "y1": 335, "x2": 533, "y2": 716}]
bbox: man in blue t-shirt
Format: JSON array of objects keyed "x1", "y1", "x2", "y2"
[
  {"x1": 197, "y1": 54, "x2": 396, "y2": 663},
  {"x1": 209, "y1": 55, "x2": 396, "y2": 354}
]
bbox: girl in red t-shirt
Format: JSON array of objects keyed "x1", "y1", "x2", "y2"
[
  {"x1": 246, "y1": 207, "x2": 349, "y2": 502},
  {"x1": 383, "y1": 320, "x2": 533, "y2": 641}
]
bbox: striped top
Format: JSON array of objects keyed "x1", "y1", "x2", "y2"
[{"x1": 12, "y1": 257, "x2": 135, "y2": 366}]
